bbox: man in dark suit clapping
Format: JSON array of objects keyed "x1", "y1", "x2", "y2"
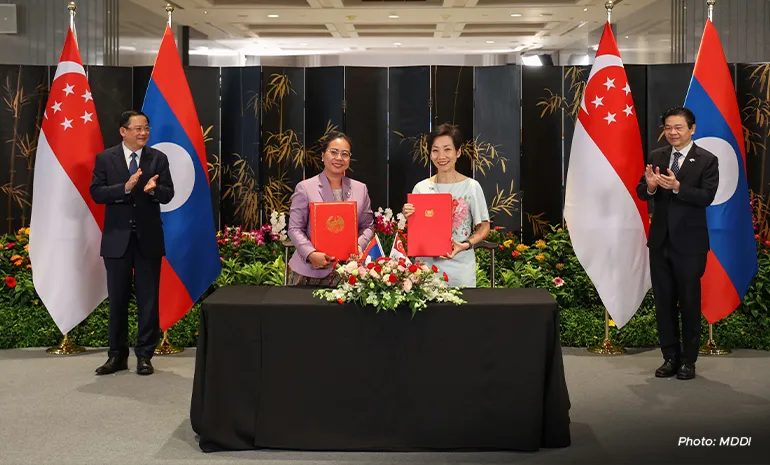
[
  {"x1": 89, "y1": 110, "x2": 174, "y2": 376},
  {"x1": 637, "y1": 106, "x2": 719, "y2": 380}
]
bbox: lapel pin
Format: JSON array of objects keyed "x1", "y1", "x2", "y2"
[{"x1": 689, "y1": 158, "x2": 695, "y2": 162}]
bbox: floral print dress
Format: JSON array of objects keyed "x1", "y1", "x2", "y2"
[{"x1": 411, "y1": 177, "x2": 490, "y2": 287}]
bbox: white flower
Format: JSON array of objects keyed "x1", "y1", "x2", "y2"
[
  {"x1": 396, "y1": 212, "x2": 407, "y2": 231},
  {"x1": 383, "y1": 207, "x2": 393, "y2": 221},
  {"x1": 375, "y1": 207, "x2": 384, "y2": 217},
  {"x1": 269, "y1": 211, "x2": 288, "y2": 241},
  {"x1": 344, "y1": 261, "x2": 358, "y2": 274},
  {"x1": 369, "y1": 269, "x2": 380, "y2": 279}
]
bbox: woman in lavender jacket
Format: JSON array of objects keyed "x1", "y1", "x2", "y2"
[{"x1": 287, "y1": 132, "x2": 375, "y2": 286}]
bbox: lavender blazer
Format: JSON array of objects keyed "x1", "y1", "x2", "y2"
[{"x1": 287, "y1": 172, "x2": 374, "y2": 278}]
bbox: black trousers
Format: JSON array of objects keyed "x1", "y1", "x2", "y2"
[
  {"x1": 649, "y1": 239, "x2": 707, "y2": 365},
  {"x1": 104, "y1": 232, "x2": 162, "y2": 359}
]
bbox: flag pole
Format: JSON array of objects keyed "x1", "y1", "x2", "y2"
[
  {"x1": 700, "y1": 321, "x2": 731, "y2": 355},
  {"x1": 46, "y1": 1, "x2": 86, "y2": 357},
  {"x1": 697, "y1": 0, "x2": 732, "y2": 357},
  {"x1": 588, "y1": 309, "x2": 626, "y2": 354},
  {"x1": 68, "y1": 2, "x2": 76, "y2": 39},
  {"x1": 154, "y1": 2, "x2": 184, "y2": 356},
  {"x1": 587, "y1": 1, "x2": 626, "y2": 357}
]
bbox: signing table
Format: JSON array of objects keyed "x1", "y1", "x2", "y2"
[{"x1": 190, "y1": 286, "x2": 571, "y2": 452}]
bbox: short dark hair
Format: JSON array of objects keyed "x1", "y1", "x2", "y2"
[
  {"x1": 120, "y1": 110, "x2": 150, "y2": 129},
  {"x1": 427, "y1": 123, "x2": 463, "y2": 151},
  {"x1": 322, "y1": 131, "x2": 352, "y2": 152},
  {"x1": 661, "y1": 107, "x2": 695, "y2": 128}
]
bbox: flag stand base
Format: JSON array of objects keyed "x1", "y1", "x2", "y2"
[
  {"x1": 46, "y1": 333, "x2": 86, "y2": 355},
  {"x1": 699, "y1": 324, "x2": 731, "y2": 355},
  {"x1": 587, "y1": 309, "x2": 626, "y2": 355},
  {"x1": 154, "y1": 331, "x2": 184, "y2": 355},
  {"x1": 588, "y1": 338, "x2": 626, "y2": 355}
]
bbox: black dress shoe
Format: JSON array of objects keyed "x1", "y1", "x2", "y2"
[
  {"x1": 655, "y1": 359, "x2": 679, "y2": 378},
  {"x1": 676, "y1": 363, "x2": 696, "y2": 380},
  {"x1": 136, "y1": 356, "x2": 154, "y2": 376},
  {"x1": 95, "y1": 357, "x2": 128, "y2": 375}
]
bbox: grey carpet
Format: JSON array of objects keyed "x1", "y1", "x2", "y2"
[{"x1": 1, "y1": 347, "x2": 768, "y2": 465}]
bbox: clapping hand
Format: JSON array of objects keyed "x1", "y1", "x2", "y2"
[
  {"x1": 125, "y1": 168, "x2": 143, "y2": 191},
  {"x1": 644, "y1": 164, "x2": 659, "y2": 190},
  {"x1": 657, "y1": 168, "x2": 681, "y2": 191},
  {"x1": 143, "y1": 174, "x2": 159, "y2": 194}
]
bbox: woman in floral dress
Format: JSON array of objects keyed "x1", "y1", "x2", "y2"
[{"x1": 402, "y1": 123, "x2": 490, "y2": 288}]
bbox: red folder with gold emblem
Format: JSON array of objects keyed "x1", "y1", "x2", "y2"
[
  {"x1": 407, "y1": 193, "x2": 453, "y2": 257},
  {"x1": 309, "y1": 201, "x2": 358, "y2": 261}
]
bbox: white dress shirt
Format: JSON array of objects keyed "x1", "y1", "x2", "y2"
[
  {"x1": 123, "y1": 144, "x2": 146, "y2": 194},
  {"x1": 122, "y1": 143, "x2": 142, "y2": 170}
]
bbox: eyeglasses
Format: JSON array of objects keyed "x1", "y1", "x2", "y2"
[
  {"x1": 327, "y1": 148, "x2": 351, "y2": 159},
  {"x1": 664, "y1": 125, "x2": 687, "y2": 133},
  {"x1": 124, "y1": 126, "x2": 151, "y2": 133}
]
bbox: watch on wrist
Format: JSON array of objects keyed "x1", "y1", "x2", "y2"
[{"x1": 462, "y1": 240, "x2": 472, "y2": 250}]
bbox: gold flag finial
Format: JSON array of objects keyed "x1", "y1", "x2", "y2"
[
  {"x1": 68, "y1": 2, "x2": 77, "y2": 34},
  {"x1": 707, "y1": 0, "x2": 716, "y2": 21},
  {"x1": 166, "y1": 3, "x2": 175, "y2": 26},
  {"x1": 605, "y1": 1, "x2": 614, "y2": 23}
]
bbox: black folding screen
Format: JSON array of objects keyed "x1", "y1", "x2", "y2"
[{"x1": 1, "y1": 63, "x2": 769, "y2": 240}]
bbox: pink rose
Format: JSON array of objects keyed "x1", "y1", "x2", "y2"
[{"x1": 402, "y1": 279, "x2": 413, "y2": 292}]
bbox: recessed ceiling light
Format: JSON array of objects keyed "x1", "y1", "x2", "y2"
[
  {"x1": 393, "y1": 42, "x2": 402, "y2": 46},
  {"x1": 267, "y1": 14, "x2": 279, "y2": 18},
  {"x1": 203, "y1": 10, "x2": 208, "y2": 14},
  {"x1": 486, "y1": 40, "x2": 495, "y2": 44},
  {"x1": 299, "y1": 42, "x2": 308, "y2": 46},
  {"x1": 511, "y1": 13, "x2": 522, "y2": 17},
  {"x1": 625, "y1": 36, "x2": 629, "y2": 39},
  {"x1": 583, "y1": 8, "x2": 588, "y2": 12},
  {"x1": 389, "y1": 14, "x2": 399, "y2": 19}
]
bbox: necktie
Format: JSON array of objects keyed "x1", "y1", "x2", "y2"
[
  {"x1": 129, "y1": 153, "x2": 138, "y2": 175},
  {"x1": 671, "y1": 151, "x2": 682, "y2": 177}
]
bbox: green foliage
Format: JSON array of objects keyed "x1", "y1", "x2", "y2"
[{"x1": 2, "y1": 218, "x2": 770, "y2": 351}]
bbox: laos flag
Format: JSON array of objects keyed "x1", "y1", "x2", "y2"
[
  {"x1": 142, "y1": 25, "x2": 221, "y2": 330},
  {"x1": 684, "y1": 19, "x2": 757, "y2": 324}
]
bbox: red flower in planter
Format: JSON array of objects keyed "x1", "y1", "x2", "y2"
[
  {"x1": 348, "y1": 275, "x2": 357, "y2": 285},
  {"x1": 408, "y1": 264, "x2": 418, "y2": 273},
  {"x1": 336, "y1": 298, "x2": 345, "y2": 305},
  {"x1": 443, "y1": 272, "x2": 449, "y2": 282},
  {"x1": 388, "y1": 274, "x2": 398, "y2": 284},
  {"x1": 5, "y1": 242, "x2": 15, "y2": 249},
  {"x1": 5, "y1": 276, "x2": 16, "y2": 288},
  {"x1": 431, "y1": 264, "x2": 439, "y2": 273}
]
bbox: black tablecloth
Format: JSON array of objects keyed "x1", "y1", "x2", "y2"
[{"x1": 190, "y1": 286, "x2": 571, "y2": 452}]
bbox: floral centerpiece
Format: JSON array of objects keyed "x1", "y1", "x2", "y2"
[{"x1": 313, "y1": 256, "x2": 465, "y2": 316}]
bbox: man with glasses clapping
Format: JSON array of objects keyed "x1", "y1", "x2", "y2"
[{"x1": 89, "y1": 110, "x2": 175, "y2": 377}]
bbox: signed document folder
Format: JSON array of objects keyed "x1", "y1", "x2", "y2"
[
  {"x1": 309, "y1": 201, "x2": 358, "y2": 261},
  {"x1": 407, "y1": 193, "x2": 452, "y2": 257}
]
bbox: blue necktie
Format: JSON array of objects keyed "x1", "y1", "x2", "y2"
[
  {"x1": 671, "y1": 152, "x2": 682, "y2": 177},
  {"x1": 129, "y1": 153, "x2": 138, "y2": 175}
]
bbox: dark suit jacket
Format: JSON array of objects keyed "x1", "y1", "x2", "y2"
[
  {"x1": 89, "y1": 144, "x2": 174, "y2": 258},
  {"x1": 636, "y1": 143, "x2": 719, "y2": 255}
]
